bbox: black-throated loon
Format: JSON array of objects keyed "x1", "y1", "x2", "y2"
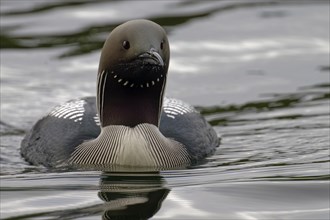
[{"x1": 21, "y1": 19, "x2": 220, "y2": 169}]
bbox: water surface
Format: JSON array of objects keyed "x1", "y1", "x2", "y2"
[{"x1": 1, "y1": 1, "x2": 329, "y2": 219}]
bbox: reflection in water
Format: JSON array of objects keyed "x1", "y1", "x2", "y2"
[
  {"x1": 0, "y1": 172, "x2": 169, "y2": 219},
  {"x1": 99, "y1": 173, "x2": 169, "y2": 220}
]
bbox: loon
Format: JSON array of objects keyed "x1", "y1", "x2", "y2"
[{"x1": 21, "y1": 19, "x2": 220, "y2": 169}]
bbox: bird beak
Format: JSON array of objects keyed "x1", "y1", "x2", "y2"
[{"x1": 138, "y1": 48, "x2": 164, "y2": 67}]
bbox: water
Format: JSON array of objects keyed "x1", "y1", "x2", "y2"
[{"x1": 1, "y1": 0, "x2": 329, "y2": 219}]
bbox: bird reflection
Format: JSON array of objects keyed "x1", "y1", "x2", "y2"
[{"x1": 98, "y1": 172, "x2": 169, "y2": 220}]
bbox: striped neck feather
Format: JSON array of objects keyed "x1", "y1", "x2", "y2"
[{"x1": 69, "y1": 123, "x2": 190, "y2": 169}]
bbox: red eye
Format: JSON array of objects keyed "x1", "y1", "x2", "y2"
[
  {"x1": 160, "y1": 40, "x2": 165, "y2": 50},
  {"x1": 122, "y1": 40, "x2": 130, "y2": 50}
]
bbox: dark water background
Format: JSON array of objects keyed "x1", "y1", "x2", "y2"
[{"x1": 1, "y1": 0, "x2": 329, "y2": 219}]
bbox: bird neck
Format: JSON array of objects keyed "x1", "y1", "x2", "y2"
[{"x1": 97, "y1": 72, "x2": 166, "y2": 128}]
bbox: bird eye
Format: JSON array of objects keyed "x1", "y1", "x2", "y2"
[
  {"x1": 122, "y1": 40, "x2": 130, "y2": 50},
  {"x1": 160, "y1": 40, "x2": 165, "y2": 50}
]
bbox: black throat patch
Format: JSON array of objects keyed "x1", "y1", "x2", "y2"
[{"x1": 97, "y1": 63, "x2": 166, "y2": 127}]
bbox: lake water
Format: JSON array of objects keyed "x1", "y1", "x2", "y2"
[{"x1": 1, "y1": 0, "x2": 329, "y2": 219}]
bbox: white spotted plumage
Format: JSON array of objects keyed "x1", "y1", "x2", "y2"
[
  {"x1": 49, "y1": 99, "x2": 85, "y2": 123},
  {"x1": 163, "y1": 98, "x2": 196, "y2": 119}
]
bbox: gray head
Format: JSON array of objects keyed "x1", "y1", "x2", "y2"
[{"x1": 97, "y1": 19, "x2": 170, "y2": 127}]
